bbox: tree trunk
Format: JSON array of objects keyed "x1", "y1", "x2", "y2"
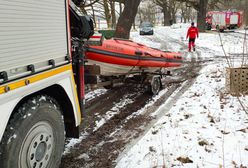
[
  {"x1": 172, "y1": 12, "x2": 176, "y2": 24},
  {"x1": 246, "y1": 0, "x2": 248, "y2": 26},
  {"x1": 89, "y1": 0, "x2": 97, "y2": 28},
  {"x1": 138, "y1": 9, "x2": 143, "y2": 25},
  {"x1": 181, "y1": 11, "x2": 185, "y2": 23},
  {"x1": 103, "y1": 0, "x2": 111, "y2": 28},
  {"x1": 197, "y1": 0, "x2": 208, "y2": 32},
  {"x1": 184, "y1": 17, "x2": 187, "y2": 23},
  {"x1": 162, "y1": 6, "x2": 170, "y2": 26},
  {"x1": 181, "y1": 10, "x2": 187, "y2": 23},
  {"x1": 133, "y1": 23, "x2": 136, "y2": 30},
  {"x1": 119, "y1": 2, "x2": 122, "y2": 14},
  {"x1": 110, "y1": 0, "x2": 116, "y2": 29},
  {"x1": 114, "y1": 0, "x2": 141, "y2": 39}
]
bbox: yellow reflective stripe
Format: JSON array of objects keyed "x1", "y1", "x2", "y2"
[
  {"x1": 71, "y1": 71, "x2": 82, "y2": 122},
  {"x1": 0, "y1": 64, "x2": 71, "y2": 94},
  {"x1": 0, "y1": 64, "x2": 82, "y2": 124}
]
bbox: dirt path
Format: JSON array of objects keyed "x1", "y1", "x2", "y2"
[{"x1": 60, "y1": 34, "x2": 206, "y2": 168}]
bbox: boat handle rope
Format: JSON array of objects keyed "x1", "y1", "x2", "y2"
[{"x1": 126, "y1": 50, "x2": 142, "y2": 75}]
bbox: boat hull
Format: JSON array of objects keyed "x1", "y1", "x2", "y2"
[
  {"x1": 85, "y1": 39, "x2": 182, "y2": 76},
  {"x1": 87, "y1": 59, "x2": 161, "y2": 76}
]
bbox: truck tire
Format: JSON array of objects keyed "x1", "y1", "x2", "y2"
[
  {"x1": 0, "y1": 95, "x2": 65, "y2": 168},
  {"x1": 216, "y1": 25, "x2": 220, "y2": 32},
  {"x1": 206, "y1": 23, "x2": 211, "y2": 30}
]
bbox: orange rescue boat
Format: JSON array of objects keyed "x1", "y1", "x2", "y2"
[{"x1": 85, "y1": 38, "x2": 182, "y2": 76}]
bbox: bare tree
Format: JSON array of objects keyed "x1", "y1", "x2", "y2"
[
  {"x1": 175, "y1": 0, "x2": 231, "y2": 31},
  {"x1": 110, "y1": 0, "x2": 117, "y2": 28},
  {"x1": 118, "y1": 1, "x2": 123, "y2": 14},
  {"x1": 179, "y1": 3, "x2": 186, "y2": 23},
  {"x1": 103, "y1": 0, "x2": 111, "y2": 28},
  {"x1": 137, "y1": 2, "x2": 157, "y2": 25},
  {"x1": 89, "y1": 0, "x2": 97, "y2": 27},
  {"x1": 73, "y1": 0, "x2": 100, "y2": 14},
  {"x1": 245, "y1": 0, "x2": 248, "y2": 26},
  {"x1": 114, "y1": 0, "x2": 141, "y2": 39},
  {"x1": 153, "y1": 0, "x2": 171, "y2": 26},
  {"x1": 174, "y1": 0, "x2": 208, "y2": 31},
  {"x1": 197, "y1": 0, "x2": 208, "y2": 32},
  {"x1": 168, "y1": 0, "x2": 179, "y2": 24},
  {"x1": 179, "y1": 3, "x2": 193, "y2": 23},
  {"x1": 75, "y1": 0, "x2": 121, "y2": 29}
]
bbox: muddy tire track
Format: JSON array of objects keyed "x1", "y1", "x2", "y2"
[{"x1": 60, "y1": 86, "x2": 153, "y2": 168}]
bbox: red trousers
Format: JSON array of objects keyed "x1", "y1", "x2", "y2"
[{"x1": 188, "y1": 38, "x2": 195, "y2": 51}]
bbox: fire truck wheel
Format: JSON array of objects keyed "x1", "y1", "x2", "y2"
[
  {"x1": 206, "y1": 23, "x2": 211, "y2": 30},
  {"x1": 216, "y1": 25, "x2": 220, "y2": 32},
  {"x1": 0, "y1": 95, "x2": 65, "y2": 168}
]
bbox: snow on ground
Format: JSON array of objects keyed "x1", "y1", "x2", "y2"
[
  {"x1": 132, "y1": 23, "x2": 247, "y2": 63},
  {"x1": 85, "y1": 88, "x2": 107, "y2": 101},
  {"x1": 64, "y1": 89, "x2": 107, "y2": 154},
  {"x1": 64, "y1": 88, "x2": 171, "y2": 154},
  {"x1": 235, "y1": 29, "x2": 247, "y2": 34},
  {"x1": 64, "y1": 88, "x2": 177, "y2": 156},
  {"x1": 117, "y1": 25, "x2": 248, "y2": 167},
  {"x1": 93, "y1": 94, "x2": 135, "y2": 132},
  {"x1": 64, "y1": 89, "x2": 134, "y2": 154}
]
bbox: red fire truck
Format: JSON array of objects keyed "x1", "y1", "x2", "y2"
[
  {"x1": 0, "y1": 1, "x2": 97, "y2": 167},
  {"x1": 206, "y1": 10, "x2": 243, "y2": 32}
]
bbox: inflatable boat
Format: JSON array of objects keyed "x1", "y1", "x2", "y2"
[{"x1": 85, "y1": 38, "x2": 182, "y2": 76}]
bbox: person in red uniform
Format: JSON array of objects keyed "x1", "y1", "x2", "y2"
[{"x1": 186, "y1": 22, "x2": 199, "y2": 52}]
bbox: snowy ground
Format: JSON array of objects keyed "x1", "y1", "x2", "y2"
[
  {"x1": 62, "y1": 24, "x2": 248, "y2": 168},
  {"x1": 116, "y1": 25, "x2": 248, "y2": 167}
]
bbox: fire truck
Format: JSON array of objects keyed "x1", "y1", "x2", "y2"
[
  {"x1": 206, "y1": 10, "x2": 243, "y2": 32},
  {"x1": 0, "y1": 0, "x2": 96, "y2": 167}
]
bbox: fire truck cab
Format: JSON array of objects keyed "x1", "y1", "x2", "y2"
[{"x1": 0, "y1": 0, "x2": 95, "y2": 167}]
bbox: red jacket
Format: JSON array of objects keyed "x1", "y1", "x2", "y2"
[{"x1": 187, "y1": 26, "x2": 199, "y2": 39}]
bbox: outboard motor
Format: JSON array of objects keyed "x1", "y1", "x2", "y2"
[
  {"x1": 70, "y1": 1, "x2": 94, "y2": 39},
  {"x1": 72, "y1": 0, "x2": 81, "y2": 6}
]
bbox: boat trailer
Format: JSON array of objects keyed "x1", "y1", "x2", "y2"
[{"x1": 84, "y1": 65, "x2": 171, "y2": 95}]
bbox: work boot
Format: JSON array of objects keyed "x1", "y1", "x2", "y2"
[{"x1": 193, "y1": 47, "x2": 195, "y2": 51}]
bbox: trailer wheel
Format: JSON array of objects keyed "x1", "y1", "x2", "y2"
[
  {"x1": 150, "y1": 76, "x2": 161, "y2": 95},
  {"x1": 0, "y1": 95, "x2": 65, "y2": 168}
]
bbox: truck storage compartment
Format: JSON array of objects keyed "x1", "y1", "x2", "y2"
[
  {"x1": 230, "y1": 14, "x2": 239, "y2": 25},
  {"x1": 0, "y1": 0, "x2": 69, "y2": 83}
]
